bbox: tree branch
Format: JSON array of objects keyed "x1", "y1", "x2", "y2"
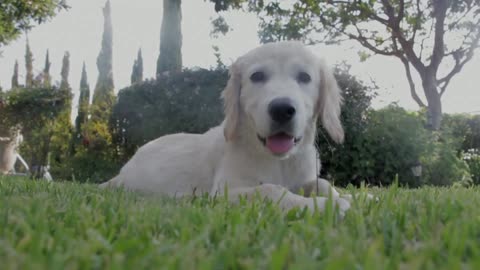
[
  {"x1": 447, "y1": 4, "x2": 475, "y2": 31},
  {"x1": 399, "y1": 55, "x2": 427, "y2": 107},
  {"x1": 397, "y1": 0, "x2": 405, "y2": 25},
  {"x1": 351, "y1": 24, "x2": 396, "y2": 55},
  {"x1": 380, "y1": 0, "x2": 426, "y2": 73},
  {"x1": 410, "y1": 0, "x2": 423, "y2": 43},
  {"x1": 438, "y1": 31, "x2": 480, "y2": 96},
  {"x1": 317, "y1": 18, "x2": 398, "y2": 56},
  {"x1": 429, "y1": 0, "x2": 448, "y2": 71}
]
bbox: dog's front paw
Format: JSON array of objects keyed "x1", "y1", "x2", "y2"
[
  {"x1": 334, "y1": 197, "x2": 351, "y2": 218},
  {"x1": 341, "y1": 192, "x2": 378, "y2": 203}
]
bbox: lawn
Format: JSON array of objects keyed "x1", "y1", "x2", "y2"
[{"x1": 1, "y1": 176, "x2": 480, "y2": 270}]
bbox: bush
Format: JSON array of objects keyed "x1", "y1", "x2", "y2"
[
  {"x1": 317, "y1": 65, "x2": 377, "y2": 185},
  {"x1": 111, "y1": 68, "x2": 228, "y2": 160},
  {"x1": 320, "y1": 102, "x2": 472, "y2": 187},
  {"x1": 322, "y1": 105, "x2": 432, "y2": 187},
  {"x1": 441, "y1": 114, "x2": 480, "y2": 153},
  {"x1": 421, "y1": 131, "x2": 472, "y2": 187},
  {"x1": 463, "y1": 149, "x2": 480, "y2": 185},
  {"x1": 0, "y1": 87, "x2": 72, "y2": 178}
]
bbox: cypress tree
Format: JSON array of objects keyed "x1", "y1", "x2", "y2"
[
  {"x1": 75, "y1": 63, "x2": 90, "y2": 137},
  {"x1": 156, "y1": 0, "x2": 182, "y2": 77},
  {"x1": 43, "y1": 50, "x2": 52, "y2": 87},
  {"x1": 25, "y1": 39, "x2": 34, "y2": 87},
  {"x1": 50, "y1": 51, "x2": 74, "y2": 166},
  {"x1": 91, "y1": 0, "x2": 115, "y2": 122},
  {"x1": 60, "y1": 51, "x2": 71, "y2": 91},
  {"x1": 11, "y1": 60, "x2": 19, "y2": 88},
  {"x1": 131, "y1": 48, "x2": 143, "y2": 84}
]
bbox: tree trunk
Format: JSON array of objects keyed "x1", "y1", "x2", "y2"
[
  {"x1": 422, "y1": 77, "x2": 442, "y2": 130},
  {"x1": 157, "y1": 0, "x2": 182, "y2": 77}
]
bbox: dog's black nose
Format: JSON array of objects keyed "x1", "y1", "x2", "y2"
[{"x1": 268, "y1": 98, "x2": 296, "y2": 124}]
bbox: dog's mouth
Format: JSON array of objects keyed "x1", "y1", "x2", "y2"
[{"x1": 257, "y1": 132, "x2": 302, "y2": 154}]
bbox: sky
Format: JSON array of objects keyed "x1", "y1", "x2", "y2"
[{"x1": 1, "y1": 0, "x2": 479, "y2": 118}]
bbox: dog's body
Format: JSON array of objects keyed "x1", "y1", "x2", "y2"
[{"x1": 101, "y1": 41, "x2": 351, "y2": 214}]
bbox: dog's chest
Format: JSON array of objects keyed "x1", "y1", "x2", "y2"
[{"x1": 215, "y1": 149, "x2": 316, "y2": 189}]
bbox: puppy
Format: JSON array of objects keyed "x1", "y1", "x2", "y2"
[{"x1": 101, "y1": 41, "x2": 351, "y2": 215}]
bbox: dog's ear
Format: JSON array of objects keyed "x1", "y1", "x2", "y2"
[
  {"x1": 317, "y1": 60, "x2": 344, "y2": 143},
  {"x1": 222, "y1": 63, "x2": 242, "y2": 141}
]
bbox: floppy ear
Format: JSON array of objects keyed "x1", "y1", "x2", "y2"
[
  {"x1": 222, "y1": 63, "x2": 242, "y2": 141},
  {"x1": 317, "y1": 60, "x2": 344, "y2": 143}
]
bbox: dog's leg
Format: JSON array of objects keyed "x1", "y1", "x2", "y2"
[
  {"x1": 225, "y1": 184, "x2": 350, "y2": 217},
  {"x1": 294, "y1": 179, "x2": 375, "y2": 202},
  {"x1": 293, "y1": 178, "x2": 341, "y2": 198}
]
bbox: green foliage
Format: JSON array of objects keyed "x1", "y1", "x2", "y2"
[
  {"x1": 130, "y1": 48, "x2": 143, "y2": 84},
  {"x1": 11, "y1": 60, "x2": 19, "y2": 88},
  {"x1": 59, "y1": 51, "x2": 70, "y2": 90},
  {"x1": 209, "y1": 0, "x2": 246, "y2": 12},
  {"x1": 111, "y1": 68, "x2": 227, "y2": 159},
  {"x1": 320, "y1": 102, "x2": 473, "y2": 187},
  {"x1": 210, "y1": 15, "x2": 231, "y2": 38},
  {"x1": 422, "y1": 133, "x2": 472, "y2": 187},
  {"x1": 25, "y1": 40, "x2": 34, "y2": 87},
  {"x1": 62, "y1": 143, "x2": 119, "y2": 183},
  {"x1": 0, "y1": 0, "x2": 69, "y2": 47},
  {"x1": 74, "y1": 63, "x2": 90, "y2": 142},
  {"x1": 464, "y1": 149, "x2": 480, "y2": 185},
  {"x1": 0, "y1": 87, "x2": 71, "y2": 131},
  {"x1": 0, "y1": 86, "x2": 71, "y2": 177},
  {"x1": 4, "y1": 177, "x2": 480, "y2": 269},
  {"x1": 442, "y1": 113, "x2": 480, "y2": 152},
  {"x1": 91, "y1": 0, "x2": 115, "y2": 123},
  {"x1": 42, "y1": 50, "x2": 52, "y2": 88},
  {"x1": 157, "y1": 0, "x2": 183, "y2": 76},
  {"x1": 321, "y1": 104, "x2": 432, "y2": 187},
  {"x1": 46, "y1": 50, "x2": 74, "y2": 178},
  {"x1": 317, "y1": 65, "x2": 376, "y2": 184}
]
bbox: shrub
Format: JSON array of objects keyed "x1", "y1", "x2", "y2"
[
  {"x1": 463, "y1": 149, "x2": 480, "y2": 185},
  {"x1": 324, "y1": 105, "x2": 432, "y2": 187},
  {"x1": 441, "y1": 114, "x2": 480, "y2": 153},
  {"x1": 0, "y1": 87, "x2": 72, "y2": 178},
  {"x1": 321, "y1": 102, "x2": 472, "y2": 187},
  {"x1": 316, "y1": 65, "x2": 377, "y2": 185},
  {"x1": 421, "y1": 131, "x2": 472, "y2": 186},
  {"x1": 111, "y1": 68, "x2": 228, "y2": 160}
]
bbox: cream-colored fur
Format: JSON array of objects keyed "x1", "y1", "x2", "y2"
[{"x1": 101, "y1": 41, "x2": 352, "y2": 215}]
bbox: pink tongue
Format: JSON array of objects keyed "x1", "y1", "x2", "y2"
[{"x1": 266, "y1": 134, "x2": 294, "y2": 154}]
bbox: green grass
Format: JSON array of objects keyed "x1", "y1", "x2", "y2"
[{"x1": 1, "y1": 176, "x2": 480, "y2": 270}]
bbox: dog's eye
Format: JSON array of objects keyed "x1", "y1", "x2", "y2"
[
  {"x1": 250, "y1": 71, "x2": 266, "y2": 83},
  {"x1": 297, "y1": 72, "x2": 311, "y2": 83}
]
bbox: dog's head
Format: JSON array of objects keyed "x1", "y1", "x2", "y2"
[{"x1": 222, "y1": 41, "x2": 344, "y2": 158}]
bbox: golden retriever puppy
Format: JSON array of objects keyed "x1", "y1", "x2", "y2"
[{"x1": 101, "y1": 41, "x2": 352, "y2": 215}]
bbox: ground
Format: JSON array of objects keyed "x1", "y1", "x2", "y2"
[{"x1": 1, "y1": 176, "x2": 480, "y2": 269}]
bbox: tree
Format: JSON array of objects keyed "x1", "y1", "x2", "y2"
[
  {"x1": 11, "y1": 60, "x2": 19, "y2": 88},
  {"x1": 43, "y1": 50, "x2": 52, "y2": 87},
  {"x1": 0, "y1": 0, "x2": 69, "y2": 48},
  {"x1": 49, "y1": 51, "x2": 73, "y2": 178},
  {"x1": 131, "y1": 48, "x2": 144, "y2": 84},
  {"x1": 229, "y1": 0, "x2": 480, "y2": 130},
  {"x1": 75, "y1": 62, "x2": 90, "y2": 139},
  {"x1": 91, "y1": 0, "x2": 115, "y2": 122},
  {"x1": 156, "y1": 0, "x2": 182, "y2": 76},
  {"x1": 25, "y1": 39, "x2": 34, "y2": 87},
  {"x1": 60, "y1": 51, "x2": 70, "y2": 90}
]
